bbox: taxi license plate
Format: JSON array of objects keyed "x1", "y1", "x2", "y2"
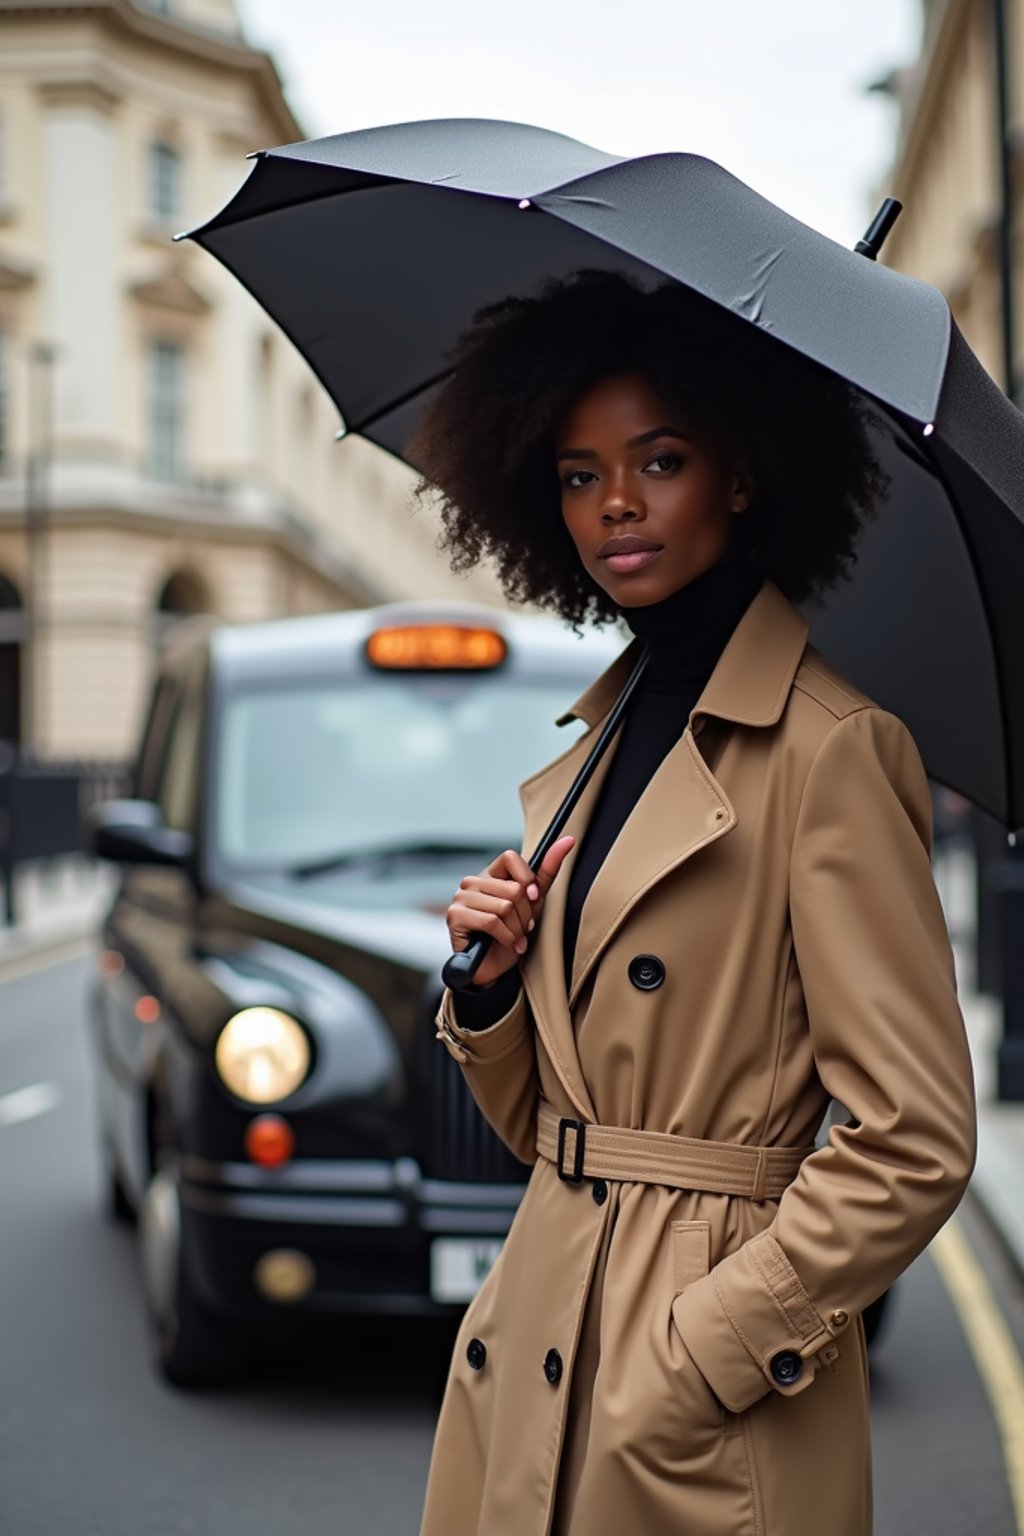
[{"x1": 430, "y1": 1238, "x2": 504, "y2": 1303}]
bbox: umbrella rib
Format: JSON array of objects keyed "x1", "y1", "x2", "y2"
[
  {"x1": 351, "y1": 368, "x2": 456, "y2": 438},
  {"x1": 191, "y1": 167, "x2": 396, "y2": 239}
]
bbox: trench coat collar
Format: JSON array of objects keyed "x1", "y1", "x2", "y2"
[
  {"x1": 555, "y1": 577, "x2": 809, "y2": 732},
  {"x1": 519, "y1": 578, "x2": 810, "y2": 1119}
]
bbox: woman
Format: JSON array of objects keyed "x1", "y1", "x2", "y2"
[{"x1": 412, "y1": 270, "x2": 976, "y2": 1536}]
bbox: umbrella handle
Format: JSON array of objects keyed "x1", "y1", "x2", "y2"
[{"x1": 441, "y1": 647, "x2": 650, "y2": 992}]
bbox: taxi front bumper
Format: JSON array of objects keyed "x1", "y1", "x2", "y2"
[{"x1": 179, "y1": 1155, "x2": 525, "y2": 1319}]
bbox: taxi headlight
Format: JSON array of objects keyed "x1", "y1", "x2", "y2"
[{"x1": 214, "y1": 1007, "x2": 311, "y2": 1104}]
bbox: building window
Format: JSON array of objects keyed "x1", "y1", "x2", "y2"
[
  {"x1": 148, "y1": 339, "x2": 185, "y2": 482},
  {"x1": 148, "y1": 140, "x2": 180, "y2": 227},
  {"x1": 154, "y1": 568, "x2": 208, "y2": 649},
  {"x1": 253, "y1": 332, "x2": 273, "y2": 464}
]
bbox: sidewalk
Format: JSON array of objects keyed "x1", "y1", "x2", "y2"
[
  {"x1": 959, "y1": 984, "x2": 1024, "y2": 1273},
  {"x1": 0, "y1": 856, "x2": 115, "y2": 971},
  {"x1": 936, "y1": 840, "x2": 1024, "y2": 1278}
]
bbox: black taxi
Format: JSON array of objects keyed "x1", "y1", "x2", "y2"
[{"x1": 88, "y1": 599, "x2": 618, "y2": 1385}]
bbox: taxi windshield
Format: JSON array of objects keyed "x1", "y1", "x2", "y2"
[{"x1": 215, "y1": 674, "x2": 588, "y2": 873}]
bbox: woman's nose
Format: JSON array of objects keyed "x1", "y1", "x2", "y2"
[
  {"x1": 600, "y1": 500, "x2": 643, "y2": 524},
  {"x1": 600, "y1": 474, "x2": 645, "y2": 524}
]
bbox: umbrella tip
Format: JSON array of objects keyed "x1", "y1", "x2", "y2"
[
  {"x1": 854, "y1": 197, "x2": 903, "y2": 260},
  {"x1": 923, "y1": 422, "x2": 935, "y2": 437},
  {"x1": 518, "y1": 199, "x2": 532, "y2": 210}
]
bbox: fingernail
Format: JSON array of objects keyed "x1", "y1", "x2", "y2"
[
  {"x1": 516, "y1": 938, "x2": 528, "y2": 953},
  {"x1": 528, "y1": 918, "x2": 535, "y2": 932},
  {"x1": 527, "y1": 884, "x2": 539, "y2": 901}
]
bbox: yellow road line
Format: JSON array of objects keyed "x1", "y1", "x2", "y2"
[
  {"x1": 931, "y1": 1217, "x2": 1024, "y2": 1533},
  {"x1": 0, "y1": 936, "x2": 93, "y2": 987}
]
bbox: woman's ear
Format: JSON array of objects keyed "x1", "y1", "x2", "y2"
[{"x1": 729, "y1": 468, "x2": 755, "y2": 514}]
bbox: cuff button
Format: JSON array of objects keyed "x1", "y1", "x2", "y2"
[
  {"x1": 829, "y1": 1309, "x2": 849, "y2": 1329},
  {"x1": 769, "y1": 1349, "x2": 803, "y2": 1386},
  {"x1": 466, "y1": 1338, "x2": 487, "y2": 1371}
]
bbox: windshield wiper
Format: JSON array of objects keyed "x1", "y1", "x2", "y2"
[{"x1": 289, "y1": 839, "x2": 515, "y2": 881}]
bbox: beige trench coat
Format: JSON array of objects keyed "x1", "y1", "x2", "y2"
[{"x1": 421, "y1": 579, "x2": 976, "y2": 1536}]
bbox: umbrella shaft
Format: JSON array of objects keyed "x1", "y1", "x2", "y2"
[{"x1": 442, "y1": 646, "x2": 650, "y2": 992}]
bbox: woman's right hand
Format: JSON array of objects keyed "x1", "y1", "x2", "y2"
[{"x1": 446, "y1": 835, "x2": 576, "y2": 989}]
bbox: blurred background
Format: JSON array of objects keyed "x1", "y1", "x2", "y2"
[
  {"x1": 0, "y1": 0, "x2": 923, "y2": 764},
  {"x1": 2, "y1": 3, "x2": 1024, "y2": 1535}
]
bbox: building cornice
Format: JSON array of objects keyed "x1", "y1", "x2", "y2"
[
  {"x1": 0, "y1": 477, "x2": 382, "y2": 604},
  {"x1": 129, "y1": 265, "x2": 212, "y2": 314},
  {"x1": 0, "y1": 1, "x2": 303, "y2": 143},
  {"x1": 0, "y1": 498, "x2": 382, "y2": 605},
  {"x1": 36, "y1": 74, "x2": 122, "y2": 111}
]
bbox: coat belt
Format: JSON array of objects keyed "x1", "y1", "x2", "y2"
[{"x1": 535, "y1": 1102, "x2": 813, "y2": 1201}]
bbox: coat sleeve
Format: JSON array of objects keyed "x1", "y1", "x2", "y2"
[
  {"x1": 434, "y1": 982, "x2": 539, "y2": 1165},
  {"x1": 672, "y1": 706, "x2": 977, "y2": 1414}
]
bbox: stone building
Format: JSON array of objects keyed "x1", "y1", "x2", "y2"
[
  {"x1": 0, "y1": 0, "x2": 500, "y2": 760},
  {"x1": 878, "y1": 0, "x2": 1016, "y2": 385},
  {"x1": 877, "y1": 0, "x2": 1024, "y2": 1022}
]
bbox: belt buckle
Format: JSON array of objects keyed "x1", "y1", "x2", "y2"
[{"x1": 557, "y1": 1118, "x2": 586, "y2": 1184}]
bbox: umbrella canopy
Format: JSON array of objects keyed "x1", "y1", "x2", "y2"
[{"x1": 186, "y1": 117, "x2": 1024, "y2": 832}]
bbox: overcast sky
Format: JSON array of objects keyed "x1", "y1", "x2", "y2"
[{"x1": 235, "y1": 0, "x2": 921, "y2": 250}]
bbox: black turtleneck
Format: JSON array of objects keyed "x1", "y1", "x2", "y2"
[
  {"x1": 560, "y1": 550, "x2": 763, "y2": 994},
  {"x1": 454, "y1": 549, "x2": 764, "y2": 1029}
]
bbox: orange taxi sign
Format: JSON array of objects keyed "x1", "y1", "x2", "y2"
[{"x1": 365, "y1": 624, "x2": 508, "y2": 670}]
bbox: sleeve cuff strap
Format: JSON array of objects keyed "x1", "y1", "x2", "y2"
[
  {"x1": 671, "y1": 1230, "x2": 831, "y2": 1413},
  {"x1": 435, "y1": 985, "x2": 528, "y2": 1065}
]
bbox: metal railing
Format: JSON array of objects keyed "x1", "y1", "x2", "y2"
[{"x1": 0, "y1": 744, "x2": 131, "y2": 924}]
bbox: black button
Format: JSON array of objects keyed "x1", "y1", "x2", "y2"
[
  {"x1": 543, "y1": 1348, "x2": 563, "y2": 1385},
  {"x1": 769, "y1": 1349, "x2": 803, "y2": 1386},
  {"x1": 592, "y1": 1179, "x2": 608, "y2": 1206},
  {"x1": 466, "y1": 1337, "x2": 487, "y2": 1371},
  {"x1": 628, "y1": 954, "x2": 665, "y2": 991}
]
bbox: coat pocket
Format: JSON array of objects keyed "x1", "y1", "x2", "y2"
[
  {"x1": 671, "y1": 1219, "x2": 712, "y2": 1294},
  {"x1": 669, "y1": 1220, "x2": 729, "y2": 1433}
]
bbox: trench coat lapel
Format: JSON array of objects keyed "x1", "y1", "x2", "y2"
[
  {"x1": 517, "y1": 645, "x2": 641, "y2": 1119},
  {"x1": 567, "y1": 580, "x2": 810, "y2": 1005},
  {"x1": 517, "y1": 581, "x2": 809, "y2": 1103}
]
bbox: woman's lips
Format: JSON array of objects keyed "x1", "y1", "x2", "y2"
[{"x1": 602, "y1": 547, "x2": 664, "y2": 573}]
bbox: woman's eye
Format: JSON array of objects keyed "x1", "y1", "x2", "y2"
[
  {"x1": 646, "y1": 452, "x2": 683, "y2": 473},
  {"x1": 563, "y1": 469, "x2": 597, "y2": 489}
]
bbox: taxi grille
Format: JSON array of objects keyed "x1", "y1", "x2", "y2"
[{"x1": 427, "y1": 1041, "x2": 528, "y2": 1185}]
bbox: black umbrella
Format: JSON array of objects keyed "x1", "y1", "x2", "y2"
[{"x1": 185, "y1": 117, "x2": 1024, "y2": 980}]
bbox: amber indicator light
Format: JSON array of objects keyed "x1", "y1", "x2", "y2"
[
  {"x1": 245, "y1": 1114, "x2": 295, "y2": 1168},
  {"x1": 365, "y1": 625, "x2": 507, "y2": 671}
]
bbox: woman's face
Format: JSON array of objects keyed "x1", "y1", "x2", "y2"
[{"x1": 556, "y1": 372, "x2": 750, "y2": 608}]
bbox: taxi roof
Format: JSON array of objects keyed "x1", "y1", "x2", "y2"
[{"x1": 202, "y1": 599, "x2": 625, "y2": 688}]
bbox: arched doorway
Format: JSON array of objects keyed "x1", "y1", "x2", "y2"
[
  {"x1": 153, "y1": 568, "x2": 211, "y2": 648},
  {"x1": 0, "y1": 573, "x2": 24, "y2": 745}
]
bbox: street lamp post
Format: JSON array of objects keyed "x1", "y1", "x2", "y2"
[
  {"x1": 990, "y1": 0, "x2": 1024, "y2": 1100},
  {"x1": 994, "y1": 0, "x2": 1016, "y2": 406},
  {"x1": 23, "y1": 340, "x2": 56, "y2": 754}
]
